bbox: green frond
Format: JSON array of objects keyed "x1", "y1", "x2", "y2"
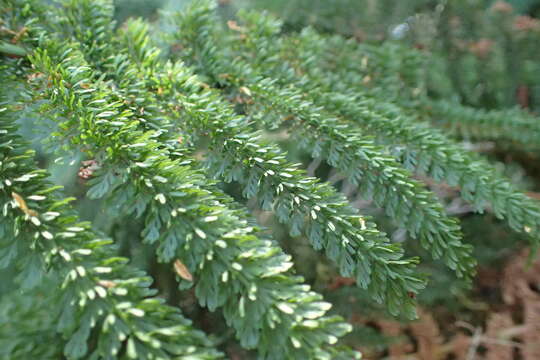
[
  {"x1": 429, "y1": 99, "x2": 540, "y2": 147},
  {"x1": 217, "y1": 10, "x2": 540, "y2": 249},
  {"x1": 20, "y1": 32, "x2": 361, "y2": 358},
  {"x1": 0, "y1": 74, "x2": 223, "y2": 360},
  {"x1": 59, "y1": 0, "x2": 427, "y2": 320},
  {"x1": 165, "y1": 4, "x2": 475, "y2": 283},
  {"x1": 3, "y1": 0, "x2": 540, "y2": 358}
]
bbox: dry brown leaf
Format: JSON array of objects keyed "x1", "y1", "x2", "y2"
[
  {"x1": 477, "y1": 267, "x2": 500, "y2": 289},
  {"x1": 11, "y1": 192, "x2": 38, "y2": 217},
  {"x1": 485, "y1": 312, "x2": 514, "y2": 360},
  {"x1": 502, "y1": 249, "x2": 540, "y2": 305},
  {"x1": 327, "y1": 276, "x2": 355, "y2": 290},
  {"x1": 98, "y1": 280, "x2": 116, "y2": 288},
  {"x1": 449, "y1": 333, "x2": 472, "y2": 360},
  {"x1": 378, "y1": 320, "x2": 411, "y2": 358},
  {"x1": 227, "y1": 20, "x2": 245, "y2": 33},
  {"x1": 174, "y1": 259, "x2": 193, "y2": 282},
  {"x1": 409, "y1": 309, "x2": 443, "y2": 360},
  {"x1": 501, "y1": 249, "x2": 540, "y2": 360},
  {"x1": 522, "y1": 298, "x2": 540, "y2": 360},
  {"x1": 239, "y1": 86, "x2": 252, "y2": 97}
]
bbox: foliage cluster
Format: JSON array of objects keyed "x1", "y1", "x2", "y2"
[{"x1": 1, "y1": 0, "x2": 539, "y2": 359}]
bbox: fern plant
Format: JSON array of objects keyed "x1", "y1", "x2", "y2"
[{"x1": 1, "y1": 0, "x2": 539, "y2": 359}]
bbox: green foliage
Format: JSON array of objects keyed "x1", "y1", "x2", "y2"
[
  {"x1": 238, "y1": 0, "x2": 540, "y2": 112},
  {"x1": 1, "y1": 0, "x2": 540, "y2": 359},
  {"x1": 0, "y1": 64, "x2": 222, "y2": 359},
  {"x1": 430, "y1": 99, "x2": 540, "y2": 147}
]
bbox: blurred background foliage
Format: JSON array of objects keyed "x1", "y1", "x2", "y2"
[
  {"x1": 117, "y1": 0, "x2": 540, "y2": 111},
  {"x1": 4, "y1": 0, "x2": 538, "y2": 358}
]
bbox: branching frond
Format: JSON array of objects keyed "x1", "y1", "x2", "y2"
[
  {"x1": 166, "y1": 2, "x2": 475, "y2": 282},
  {"x1": 21, "y1": 32, "x2": 361, "y2": 358},
  {"x1": 0, "y1": 67, "x2": 222, "y2": 359},
  {"x1": 3, "y1": 0, "x2": 540, "y2": 358},
  {"x1": 211, "y1": 10, "x2": 540, "y2": 248},
  {"x1": 52, "y1": 0, "x2": 428, "y2": 320}
]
